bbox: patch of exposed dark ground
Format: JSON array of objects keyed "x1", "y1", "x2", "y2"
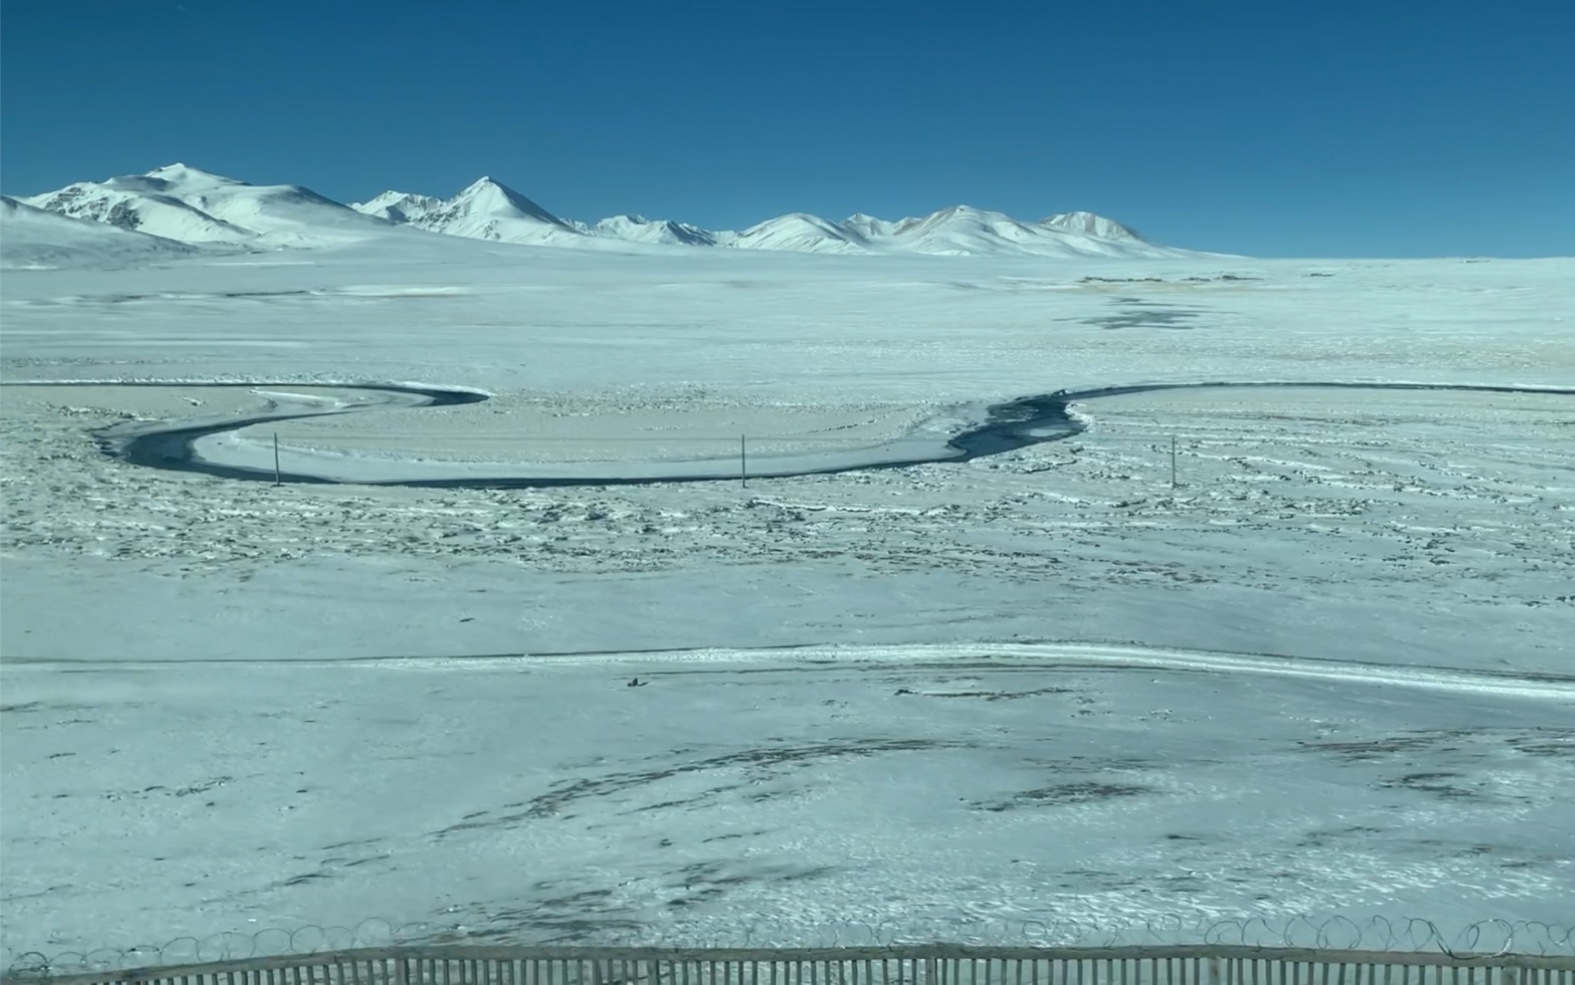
[
  {"x1": 1295, "y1": 727, "x2": 1575, "y2": 763},
  {"x1": 973, "y1": 781, "x2": 1153, "y2": 812}
]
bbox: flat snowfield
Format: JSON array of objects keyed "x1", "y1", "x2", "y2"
[{"x1": 2, "y1": 242, "x2": 1573, "y2": 957}]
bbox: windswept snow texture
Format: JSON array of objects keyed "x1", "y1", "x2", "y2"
[{"x1": 0, "y1": 230, "x2": 1572, "y2": 958}]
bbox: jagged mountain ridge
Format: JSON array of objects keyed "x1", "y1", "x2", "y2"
[
  {"x1": 14, "y1": 164, "x2": 1197, "y2": 258},
  {"x1": 351, "y1": 177, "x2": 1184, "y2": 256}
]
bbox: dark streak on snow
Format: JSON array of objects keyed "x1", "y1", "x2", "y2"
[{"x1": 431, "y1": 737, "x2": 972, "y2": 839}]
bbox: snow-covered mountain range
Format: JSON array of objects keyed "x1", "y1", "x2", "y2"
[
  {"x1": 16, "y1": 164, "x2": 391, "y2": 248},
  {"x1": 351, "y1": 177, "x2": 1187, "y2": 258},
  {"x1": 5, "y1": 164, "x2": 1203, "y2": 266}
]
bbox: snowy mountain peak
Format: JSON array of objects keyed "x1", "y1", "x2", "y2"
[
  {"x1": 18, "y1": 165, "x2": 388, "y2": 248},
  {"x1": 449, "y1": 177, "x2": 562, "y2": 226},
  {"x1": 708, "y1": 205, "x2": 1185, "y2": 257},
  {"x1": 595, "y1": 214, "x2": 718, "y2": 247},
  {"x1": 1042, "y1": 211, "x2": 1144, "y2": 242},
  {"x1": 730, "y1": 213, "x2": 869, "y2": 253},
  {"x1": 144, "y1": 163, "x2": 242, "y2": 186},
  {"x1": 840, "y1": 213, "x2": 897, "y2": 239},
  {"x1": 351, "y1": 190, "x2": 444, "y2": 223},
  {"x1": 353, "y1": 176, "x2": 580, "y2": 245}
]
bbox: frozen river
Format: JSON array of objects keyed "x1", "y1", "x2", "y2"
[{"x1": 3, "y1": 245, "x2": 1572, "y2": 961}]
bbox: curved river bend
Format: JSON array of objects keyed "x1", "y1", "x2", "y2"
[{"x1": 32, "y1": 380, "x2": 1575, "y2": 488}]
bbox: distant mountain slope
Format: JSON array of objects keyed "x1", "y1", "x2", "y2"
[
  {"x1": 351, "y1": 174, "x2": 1195, "y2": 256},
  {"x1": 19, "y1": 163, "x2": 1208, "y2": 258},
  {"x1": 721, "y1": 213, "x2": 871, "y2": 254},
  {"x1": 1042, "y1": 211, "x2": 1146, "y2": 241},
  {"x1": 585, "y1": 215, "x2": 718, "y2": 247},
  {"x1": 706, "y1": 206, "x2": 1193, "y2": 257},
  {"x1": 351, "y1": 190, "x2": 447, "y2": 224},
  {"x1": 19, "y1": 164, "x2": 393, "y2": 248},
  {"x1": 352, "y1": 178, "x2": 585, "y2": 246},
  {"x1": 853, "y1": 205, "x2": 1176, "y2": 258},
  {"x1": 0, "y1": 195, "x2": 202, "y2": 269}
]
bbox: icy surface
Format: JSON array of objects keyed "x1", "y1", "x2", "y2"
[{"x1": 1, "y1": 236, "x2": 1572, "y2": 955}]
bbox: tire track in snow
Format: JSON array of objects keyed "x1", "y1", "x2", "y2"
[{"x1": 7, "y1": 642, "x2": 1574, "y2": 700}]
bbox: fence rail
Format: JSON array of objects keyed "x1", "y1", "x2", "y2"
[{"x1": 7, "y1": 945, "x2": 1572, "y2": 985}]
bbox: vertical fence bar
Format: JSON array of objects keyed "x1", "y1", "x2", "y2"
[{"x1": 35, "y1": 946, "x2": 1575, "y2": 985}]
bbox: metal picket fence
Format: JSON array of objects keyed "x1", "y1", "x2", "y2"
[{"x1": 5, "y1": 945, "x2": 1572, "y2": 985}]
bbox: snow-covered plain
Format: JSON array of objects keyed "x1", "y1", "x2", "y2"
[{"x1": 1, "y1": 226, "x2": 1572, "y2": 962}]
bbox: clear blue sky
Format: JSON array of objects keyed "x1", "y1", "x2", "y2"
[{"x1": 3, "y1": 0, "x2": 1571, "y2": 256}]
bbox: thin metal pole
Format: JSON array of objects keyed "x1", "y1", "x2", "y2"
[
  {"x1": 1170, "y1": 434, "x2": 1177, "y2": 490},
  {"x1": 274, "y1": 432, "x2": 282, "y2": 486},
  {"x1": 741, "y1": 434, "x2": 747, "y2": 488}
]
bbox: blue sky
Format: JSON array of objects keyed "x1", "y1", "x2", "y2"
[{"x1": 2, "y1": 0, "x2": 1571, "y2": 256}]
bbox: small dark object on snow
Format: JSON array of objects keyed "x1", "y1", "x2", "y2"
[
  {"x1": 627, "y1": 677, "x2": 648, "y2": 688},
  {"x1": 895, "y1": 687, "x2": 913, "y2": 695}
]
